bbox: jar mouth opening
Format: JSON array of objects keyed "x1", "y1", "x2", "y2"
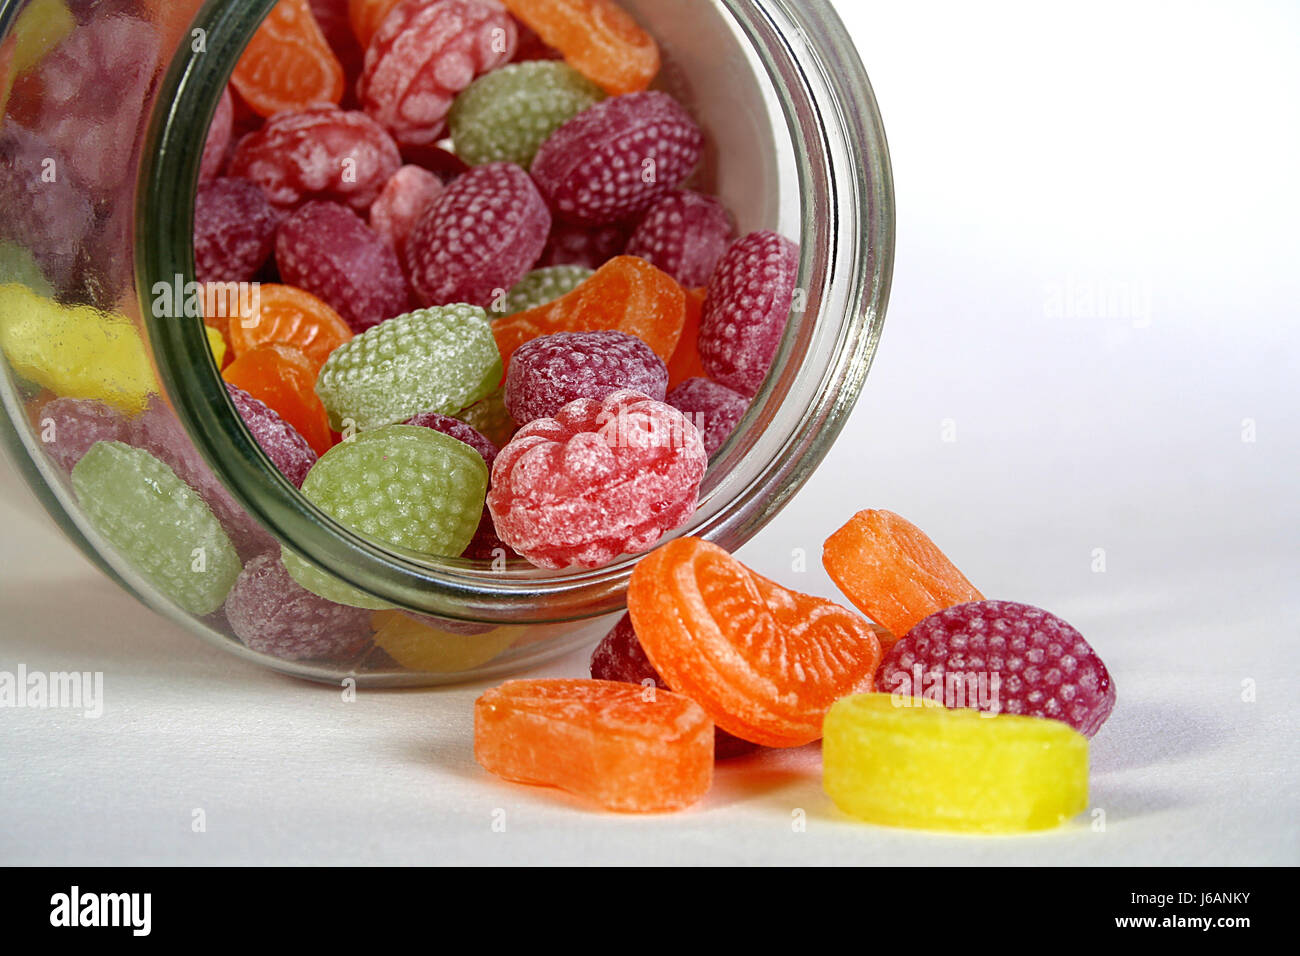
[{"x1": 137, "y1": 0, "x2": 894, "y2": 624}]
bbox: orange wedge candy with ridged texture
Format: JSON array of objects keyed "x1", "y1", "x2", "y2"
[
  {"x1": 666, "y1": 286, "x2": 707, "y2": 389},
  {"x1": 347, "y1": 0, "x2": 402, "y2": 48},
  {"x1": 227, "y1": 284, "x2": 353, "y2": 372},
  {"x1": 232, "y1": 0, "x2": 344, "y2": 118},
  {"x1": 222, "y1": 343, "x2": 334, "y2": 456},
  {"x1": 502, "y1": 0, "x2": 659, "y2": 95}
]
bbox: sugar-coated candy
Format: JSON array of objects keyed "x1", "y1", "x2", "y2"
[
  {"x1": 822, "y1": 509, "x2": 984, "y2": 638},
  {"x1": 223, "y1": 343, "x2": 334, "y2": 456},
  {"x1": 449, "y1": 60, "x2": 604, "y2": 167},
  {"x1": 315, "y1": 305, "x2": 502, "y2": 431},
  {"x1": 199, "y1": 86, "x2": 234, "y2": 181},
  {"x1": 359, "y1": 0, "x2": 517, "y2": 147},
  {"x1": 626, "y1": 191, "x2": 735, "y2": 288},
  {"x1": 665, "y1": 377, "x2": 749, "y2": 457},
  {"x1": 226, "y1": 284, "x2": 354, "y2": 372},
  {"x1": 665, "y1": 287, "x2": 707, "y2": 389},
  {"x1": 537, "y1": 220, "x2": 628, "y2": 269},
  {"x1": 224, "y1": 552, "x2": 372, "y2": 662},
  {"x1": 405, "y1": 411, "x2": 500, "y2": 465},
  {"x1": 698, "y1": 231, "x2": 800, "y2": 396},
  {"x1": 230, "y1": 0, "x2": 344, "y2": 117},
  {"x1": 474, "y1": 679, "x2": 713, "y2": 812},
  {"x1": 368, "y1": 165, "x2": 444, "y2": 258},
  {"x1": 71, "y1": 442, "x2": 241, "y2": 616},
  {"x1": 488, "y1": 390, "x2": 705, "y2": 569},
  {"x1": 372, "y1": 610, "x2": 516, "y2": 672},
  {"x1": 628, "y1": 538, "x2": 881, "y2": 747},
  {"x1": 504, "y1": 330, "x2": 667, "y2": 424},
  {"x1": 35, "y1": 397, "x2": 132, "y2": 473},
  {"x1": 405, "y1": 162, "x2": 551, "y2": 309},
  {"x1": 498, "y1": 265, "x2": 593, "y2": 317},
  {"x1": 823, "y1": 694, "x2": 1089, "y2": 833},
  {"x1": 193, "y1": 177, "x2": 279, "y2": 285},
  {"x1": 531, "y1": 91, "x2": 703, "y2": 225},
  {"x1": 502, "y1": 0, "x2": 660, "y2": 96},
  {"x1": 275, "y1": 200, "x2": 410, "y2": 333},
  {"x1": 226, "y1": 384, "x2": 319, "y2": 488},
  {"x1": 454, "y1": 386, "x2": 517, "y2": 449},
  {"x1": 284, "y1": 424, "x2": 489, "y2": 607},
  {"x1": 877, "y1": 601, "x2": 1116, "y2": 737}
]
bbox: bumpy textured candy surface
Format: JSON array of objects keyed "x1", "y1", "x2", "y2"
[
  {"x1": 36, "y1": 397, "x2": 132, "y2": 472},
  {"x1": 71, "y1": 442, "x2": 241, "y2": 616},
  {"x1": 628, "y1": 537, "x2": 881, "y2": 748},
  {"x1": 823, "y1": 694, "x2": 1089, "y2": 833},
  {"x1": 626, "y1": 191, "x2": 734, "y2": 288},
  {"x1": 368, "y1": 165, "x2": 444, "y2": 258},
  {"x1": 474, "y1": 678, "x2": 713, "y2": 812},
  {"x1": 537, "y1": 220, "x2": 628, "y2": 269},
  {"x1": 488, "y1": 390, "x2": 705, "y2": 569},
  {"x1": 284, "y1": 424, "x2": 488, "y2": 606},
  {"x1": 531, "y1": 91, "x2": 703, "y2": 225},
  {"x1": 665, "y1": 287, "x2": 707, "y2": 388},
  {"x1": 504, "y1": 330, "x2": 668, "y2": 424},
  {"x1": 275, "y1": 201, "x2": 409, "y2": 333},
  {"x1": 359, "y1": 0, "x2": 516, "y2": 147},
  {"x1": 229, "y1": 105, "x2": 402, "y2": 212},
  {"x1": 372, "y1": 609, "x2": 516, "y2": 672},
  {"x1": 230, "y1": 0, "x2": 344, "y2": 117},
  {"x1": 315, "y1": 305, "x2": 502, "y2": 431},
  {"x1": 665, "y1": 377, "x2": 749, "y2": 457},
  {"x1": 406, "y1": 411, "x2": 499, "y2": 465},
  {"x1": 225, "y1": 552, "x2": 372, "y2": 661},
  {"x1": 501, "y1": 0, "x2": 660, "y2": 96},
  {"x1": 226, "y1": 384, "x2": 319, "y2": 488},
  {"x1": 877, "y1": 601, "x2": 1117, "y2": 737},
  {"x1": 822, "y1": 509, "x2": 984, "y2": 638},
  {"x1": 199, "y1": 86, "x2": 234, "y2": 181},
  {"x1": 492, "y1": 255, "x2": 685, "y2": 368},
  {"x1": 405, "y1": 162, "x2": 550, "y2": 308},
  {"x1": 498, "y1": 265, "x2": 592, "y2": 317},
  {"x1": 698, "y1": 232, "x2": 800, "y2": 396},
  {"x1": 223, "y1": 343, "x2": 334, "y2": 456},
  {"x1": 226, "y1": 283, "x2": 353, "y2": 372},
  {"x1": 449, "y1": 60, "x2": 604, "y2": 167},
  {"x1": 193, "y1": 177, "x2": 279, "y2": 285},
  {"x1": 590, "y1": 614, "x2": 758, "y2": 760}
]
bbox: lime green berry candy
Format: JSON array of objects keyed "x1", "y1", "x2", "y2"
[
  {"x1": 71, "y1": 442, "x2": 242, "y2": 616},
  {"x1": 449, "y1": 61, "x2": 605, "y2": 167},
  {"x1": 283, "y1": 425, "x2": 489, "y2": 608},
  {"x1": 497, "y1": 265, "x2": 594, "y2": 317},
  {"x1": 315, "y1": 305, "x2": 501, "y2": 432}
]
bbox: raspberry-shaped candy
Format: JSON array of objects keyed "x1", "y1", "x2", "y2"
[
  {"x1": 626, "y1": 190, "x2": 735, "y2": 288},
  {"x1": 499, "y1": 265, "x2": 592, "y2": 316},
  {"x1": 226, "y1": 384, "x2": 319, "y2": 488},
  {"x1": 194, "y1": 177, "x2": 279, "y2": 285},
  {"x1": 275, "y1": 201, "x2": 410, "y2": 333},
  {"x1": 405, "y1": 162, "x2": 551, "y2": 308},
  {"x1": 368, "y1": 165, "x2": 444, "y2": 258},
  {"x1": 449, "y1": 61, "x2": 605, "y2": 167},
  {"x1": 224, "y1": 552, "x2": 372, "y2": 662},
  {"x1": 876, "y1": 601, "x2": 1117, "y2": 738},
  {"x1": 405, "y1": 411, "x2": 505, "y2": 561},
  {"x1": 359, "y1": 0, "x2": 517, "y2": 147},
  {"x1": 665, "y1": 377, "x2": 749, "y2": 457},
  {"x1": 530, "y1": 91, "x2": 704, "y2": 226},
  {"x1": 487, "y1": 389, "x2": 706, "y2": 569},
  {"x1": 315, "y1": 305, "x2": 502, "y2": 430},
  {"x1": 36, "y1": 398, "x2": 133, "y2": 473},
  {"x1": 698, "y1": 231, "x2": 800, "y2": 396},
  {"x1": 537, "y1": 220, "x2": 629, "y2": 268},
  {"x1": 200, "y1": 86, "x2": 234, "y2": 181},
  {"x1": 228, "y1": 105, "x2": 402, "y2": 213},
  {"x1": 504, "y1": 330, "x2": 668, "y2": 424}
]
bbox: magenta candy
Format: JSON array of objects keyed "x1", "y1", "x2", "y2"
[
  {"x1": 35, "y1": 398, "x2": 132, "y2": 472},
  {"x1": 537, "y1": 220, "x2": 629, "y2": 269},
  {"x1": 626, "y1": 190, "x2": 734, "y2": 287},
  {"x1": 665, "y1": 377, "x2": 749, "y2": 457},
  {"x1": 404, "y1": 162, "x2": 550, "y2": 308},
  {"x1": 487, "y1": 390, "x2": 706, "y2": 569},
  {"x1": 698, "y1": 231, "x2": 800, "y2": 397},
  {"x1": 504, "y1": 330, "x2": 668, "y2": 425},
  {"x1": 877, "y1": 601, "x2": 1117, "y2": 738},
  {"x1": 369, "y1": 165, "x2": 445, "y2": 258},
  {"x1": 530, "y1": 92, "x2": 704, "y2": 226},
  {"x1": 224, "y1": 552, "x2": 372, "y2": 662},
  {"x1": 226, "y1": 384, "x2": 318, "y2": 488},
  {"x1": 200, "y1": 86, "x2": 234, "y2": 181},
  {"x1": 193, "y1": 177, "x2": 279, "y2": 285},
  {"x1": 275, "y1": 201, "x2": 410, "y2": 333}
]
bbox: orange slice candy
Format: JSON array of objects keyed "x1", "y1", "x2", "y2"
[
  {"x1": 222, "y1": 342, "x2": 334, "y2": 455},
  {"x1": 231, "y1": 0, "x2": 344, "y2": 118},
  {"x1": 347, "y1": 0, "x2": 402, "y2": 49},
  {"x1": 666, "y1": 286, "x2": 707, "y2": 390},
  {"x1": 628, "y1": 538, "x2": 881, "y2": 748},
  {"x1": 227, "y1": 284, "x2": 353, "y2": 372},
  {"x1": 503, "y1": 0, "x2": 659, "y2": 95},
  {"x1": 474, "y1": 678, "x2": 713, "y2": 812},
  {"x1": 822, "y1": 509, "x2": 984, "y2": 639}
]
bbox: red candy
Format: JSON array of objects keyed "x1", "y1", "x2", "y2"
[
  {"x1": 275, "y1": 200, "x2": 410, "y2": 333},
  {"x1": 359, "y1": 0, "x2": 517, "y2": 147},
  {"x1": 193, "y1": 177, "x2": 280, "y2": 285},
  {"x1": 199, "y1": 86, "x2": 234, "y2": 181},
  {"x1": 665, "y1": 377, "x2": 749, "y2": 457},
  {"x1": 487, "y1": 389, "x2": 706, "y2": 568},
  {"x1": 405, "y1": 161, "x2": 550, "y2": 308},
  {"x1": 626, "y1": 190, "x2": 734, "y2": 287},
  {"x1": 530, "y1": 91, "x2": 703, "y2": 226},
  {"x1": 698, "y1": 231, "x2": 800, "y2": 396},
  {"x1": 368, "y1": 165, "x2": 445, "y2": 258},
  {"x1": 228, "y1": 105, "x2": 402, "y2": 213}
]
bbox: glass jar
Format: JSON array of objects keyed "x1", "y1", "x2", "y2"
[{"x1": 0, "y1": 0, "x2": 893, "y2": 685}]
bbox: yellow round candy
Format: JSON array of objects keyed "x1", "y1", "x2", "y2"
[{"x1": 371, "y1": 610, "x2": 517, "y2": 673}]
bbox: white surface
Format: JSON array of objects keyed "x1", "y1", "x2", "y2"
[{"x1": 2, "y1": 0, "x2": 1298, "y2": 865}]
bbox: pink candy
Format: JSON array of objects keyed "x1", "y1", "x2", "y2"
[
  {"x1": 504, "y1": 331, "x2": 669, "y2": 425},
  {"x1": 226, "y1": 384, "x2": 318, "y2": 488},
  {"x1": 193, "y1": 177, "x2": 279, "y2": 285},
  {"x1": 199, "y1": 86, "x2": 234, "y2": 181},
  {"x1": 626, "y1": 190, "x2": 734, "y2": 287},
  {"x1": 369, "y1": 165, "x2": 445, "y2": 258},
  {"x1": 665, "y1": 377, "x2": 750, "y2": 457}
]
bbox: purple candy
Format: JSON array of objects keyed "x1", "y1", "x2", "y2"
[
  {"x1": 224, "y1": 552, "x2": 373, "y2": 662},
  {"x1": 226, "y1": 384, "x2": 318, "y2": 487},
  {"x1": 537, "y1": 220, "x2": 629, "y2": 269},
  {"x1": 35, "y1": 398, "x2": 133, "y2": 472},
  {"x1": 698, "y1": 231, "x2": 800, "y2": 397},
  {"x1": 626, "y1": 190, "x2": 735, "y2": 287},
  {"x1": 194, "y1": 177, "x2": 279, "y2": 285},
  {"x1": 504, "y1": 330, "x2": 669, "y2": 425},
  {"x1": 665, "y1": 377, "x2": 750, "y2": 457}
]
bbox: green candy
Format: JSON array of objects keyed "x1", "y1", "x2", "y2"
[
  {"x1": 315, "y1": 305, "x2": 502, "y2": 432},
  {"x1": 495, "y1": 265, "x2": 594, "y2": 318},
  {"x1": 449, "y1": 61, "x2": 606, "y2": 167},
  {"x1": 0, "y1": 240, "x2": 55, "y2": 298},
  {"x1": 71, "y1": 442, "x2": 241, "y2": 616},
  {"x1": 283, "y1": 425, "x2": 489, "y2": 609}
]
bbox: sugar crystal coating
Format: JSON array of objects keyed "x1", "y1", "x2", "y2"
[
  {"x1": 665, "y1": 377, "x2": 749, "y2": 457},
  {"x1": 36, "y1": 398, "x2": 133, "y2": 473},
  {"x1": 626, "y1": 190, "x2": 734, "y2": 287},
  {"x1": 200, "y1": 86, "x2": 234, "y2": 181},
  {"x1": 368, "y1": 165, "x2": 445, "y2": 258},
  {"x1": 194, "y1": 177, "x2": 279, "y2": 285},
  {"x1": 406, "y1": 411, "x2": 505, "y2": 562},
  {"x1": 504, "y1": 330, "x2": 668, "y2": 424},
  {"x1": 226, "y1": 383, "x2": 318, "y2": 488},
  {"x1": 498, "y1": 266, "x2": 593, "y2": 317}
]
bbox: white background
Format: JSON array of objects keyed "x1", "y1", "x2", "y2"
[{"x1": 1, "y1": 0, "x2": 1297, "y2": 864}]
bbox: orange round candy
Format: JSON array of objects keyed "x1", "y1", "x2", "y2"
[
  {"x1": 666, "y1": 286, "x2": 707, "y2": 389},
  {"x1": 822, "y1": 510, "x2": 984, "y2": 639},
  {"x1": 222, "y1": 343, "x2": 334, "y2": 455},
  {"x1": 231, "y1": 0, "x2": 345, "y2": 118},
  {"x1": 628, "y1": 538, "x2": 881, "y2": 748},
  {"x1": 347, "y1": 0, "x2": 402, "y2": 49},
  {"x1": 227, "y1": 284, "x2": 353, "y2": 372},
  {"x1": 503, "y1": 0, "x2": 659, "y2": 96}
]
